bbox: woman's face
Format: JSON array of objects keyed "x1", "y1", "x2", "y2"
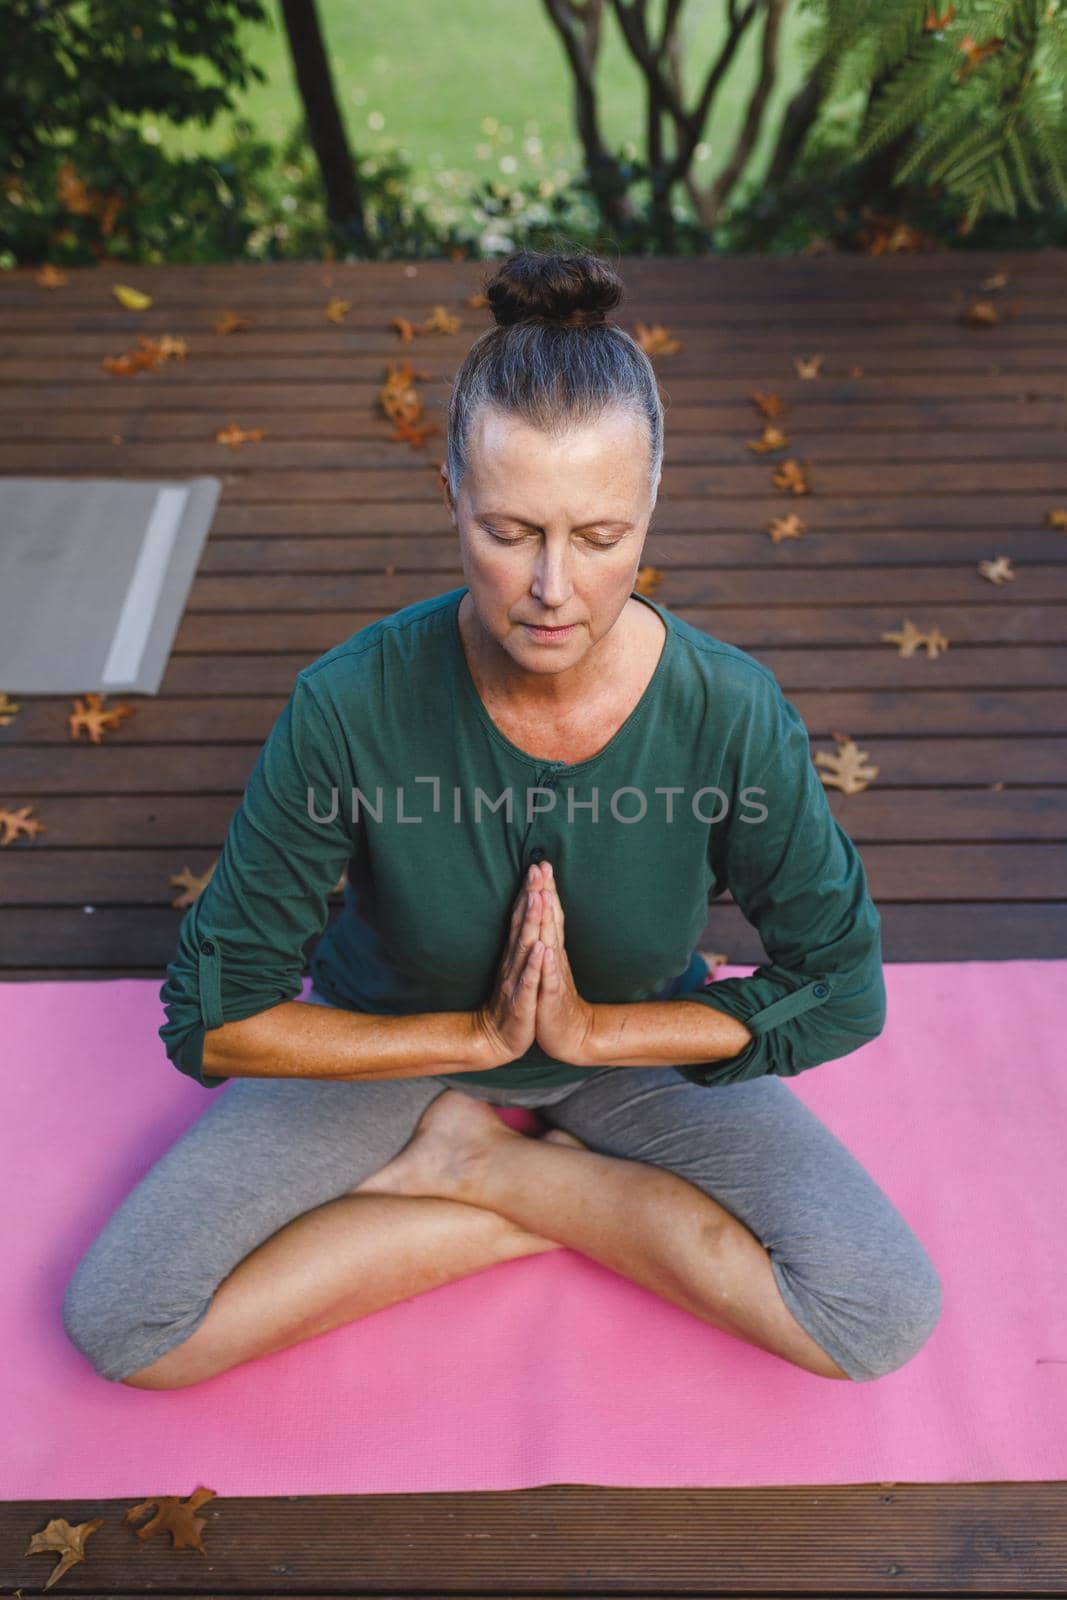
[{"x1": 440, "y1": 405, "x2": 660, "y2": 678}]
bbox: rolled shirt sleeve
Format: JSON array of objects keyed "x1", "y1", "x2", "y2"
[
  {"x1": 158, "y1": 671, "x2": 359, "y2": 1087},
  {"x1": 673, "y1": 683, "x2": 886, "y2": 1088}
]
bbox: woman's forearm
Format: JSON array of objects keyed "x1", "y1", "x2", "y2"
[
  {"x1": 585, "y1": 1000, "x2": 754, "y2": 1070},
  {"x1": 202, "y1": 1000, "x2": 495, "y2": 1080}
]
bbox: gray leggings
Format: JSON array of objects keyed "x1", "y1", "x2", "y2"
[{"x1": 62, "y1": 989, "x2": 943, "y2": 1385}]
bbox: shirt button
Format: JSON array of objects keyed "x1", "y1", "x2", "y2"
[
  {"x1": 813, "y1": 982, "x2": 829, "y2": 997},
  {"x1": 529, "y1": 847, "x2": 547, "y2": 864},
  {"x1": 200, "y1": 939, "x2": 216, "y2": 956}
]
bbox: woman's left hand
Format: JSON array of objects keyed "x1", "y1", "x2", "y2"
[{"x1": 532, "y1": 862, "x2": 598, "y2": 1065}]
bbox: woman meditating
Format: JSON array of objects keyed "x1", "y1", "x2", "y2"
[{"x1": 62, "y1": 248, "x2": 942, "y2": 1391}]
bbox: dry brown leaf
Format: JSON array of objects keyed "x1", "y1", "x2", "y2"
[
  {"x1": 102, "y1": 333, "x2": 185, "y2": 377},
  {"x1": 746, "y1": 424, "x2": 788, "y2": 453},
  {"x1": 792, "y1": 353, "x2": 823, "y2": 379},
  {"x1": 632, "y1": 321, "x2": 682, "y2": 356},
  {"x1": 768, "y1": 512, "x2": 806, "y2": 543},
  {"x1": 978, "y1": 554, "x2": 1015, "y2": 584},
  {"x1": 750, "y1": 390, "x2": 790, "y2": 419},
  {"x1": 216, "y1": 423, "x2": 265, "y2": 448},
  {"x1": 213, "y1": 308, "x2": 254, "y2": 334},
  {"x1": 924, "y1": 5, "x2": 956, "y2": 30},
  {"x1": 814, "y1": 734, "x2": 879, "y2": 795},
  {"x1": 771, "y1": 458, "x2": 811, "y2": 495},
  {"x1": 635, "y1": 566, "x2": 663, "y2": 595},
  {"x1": 68, "y1": 692, "x2": 136, "y2": 742},
  {"x1": 0, "y1": 692, "x2": 22, "y2": 725},
  {"x1": 423, "y1": 305, "x2": 462, "y2": 334},
  {"x1": 981, "y1": 269, "x2": 1010, "y2": 290},
  {"x1": 36, "y1": 263, "x2": 68, "y2": 288},
  {"x1": 25, "y1": 1514, "x2": 104, "y2": 1590},
  {"x1": 324, "y1": 297, "x2": 351, "y2": 323},
  {"x1": 963, "y1": 297, "x2": 1000, "y2": 327},
  {"x1": 378, "y1": 359, "x2": 437, "y2": 448},
  {"x1": 848, "y1": 365, "x2": 865, "y2": 377},
  {"x1": 390, "y1": 316, "x2": 417, "y2": 342},
  {"x1": 0, "y1": 803, "x2": 46, "y2": 846},
  {"x1": 1045, "y1": 508, "x2": 1067, "y2": 529},
  {"x1": 881, "y1": 620, "x2": 950, "y2": 659},
  {"x1": 170, "y1": 862, "x2": 216, "y2": 908},
  {"x1": 467, "y1": 291, "x2": 490, "y2": 309},
  {"x1": 125, "y1": 1485, "x2": 217, "y2": 1552}
]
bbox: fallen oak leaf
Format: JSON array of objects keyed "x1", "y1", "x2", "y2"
[
  {"x1": 390, "y1": 316, "x2": 418, "y2": 342},
  {"x1": 792, "y1": 353, "x2": 823, "y2": 378},
  {"x1": 422, "y1": 304, "x2": 462, "y2": 334},
  {"x1": 25, "y1": 1515, "x2": 104, "y2": 1591},
  {"x1": 0, "y1": 692, "x2": 22, "y2": 725},
  {"x1": 635, "y1": 565, "x2": 663, "y2": 596},
  {"x1": 750, "y1": 390, "x2": 790, "y2": 419},
  {"x1": 963, "y1": 298, "x2": 1000, "y2": 327},
  {"x1": 124, "y1": 1485, "x2": 217, "y2": 1553},
  {"x1": 170, "y1": 861, "x2": 216, "y2": 908},
  {"x1": 324, "y1": 297, "x2": 351, "y2": 323},
  {"x1": 1045, "y1": 508, "x2": 1067, "y2": 530},
  {"x1": 216, "y1": 423, "x2": 265, "y2": 448},
  {"x1": 768, "y1": 512, "x2": 806, "y2": 542},
  {"x1": 978, "y1": 554, "x2": 1015, "y2": 584},
  {"x1": 467, "y1": 291, "x2": 490, "y2": 309},
  {"x1": 814, "y1": 734, "x2": 879, "y2": 795},
  {"x1": 0, "y1": 804, "x2": 47, "y2": 846},
  {"x1": 112, "y1": 283, "x2": 152, "y2": 311},
  {"x1": 213, "y1": 308, "x2": 255, "y2": 334},
  {"x1": 881, "y1": 619, "x2": 950, "y2": 659},
  {"x1": 68, "y1": 692, "x2": 135, "y2": 742},
  {"x1": 771, "y1": 458, "x2": 812, "y2": 495},
  {"x1": 632, "y1": 321, "x2": 682, "y2": 356},
  {"x1": 981, "y1": 269, "x2": 1010, "y2": 290},
  {"x1": 36, "y1": 263, "x2": 68, "y2": 288},
  {"x1": 746, "y1": 424, "x2": 788, "y2": 453}
]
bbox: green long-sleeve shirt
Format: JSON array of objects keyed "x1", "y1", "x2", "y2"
[{"x1": 159, "y1": 584, "x2": 886, "y2": 1091}]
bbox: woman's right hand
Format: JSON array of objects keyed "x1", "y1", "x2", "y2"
[{"x1": 470, "y1": 867, "x2": 547, "y2": 1069}]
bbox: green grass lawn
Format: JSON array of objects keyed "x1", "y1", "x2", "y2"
[{"x1": 160, "y1": 0, "x2": 837, "y2": 220}]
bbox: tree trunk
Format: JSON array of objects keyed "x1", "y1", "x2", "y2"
[{"x1": 277, "y1": 0, "x2": 368, "y2": 249}]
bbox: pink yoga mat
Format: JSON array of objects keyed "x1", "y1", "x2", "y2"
[{"x1": 4, "y1": 960, "x2": 1066, "y2": 1498}]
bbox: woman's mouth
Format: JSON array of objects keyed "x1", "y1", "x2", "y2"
[{"x1": 523, "y1": 622, "x2": 576, "y2": 641}]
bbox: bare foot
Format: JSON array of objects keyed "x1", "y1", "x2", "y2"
[{"x1": 353, "y1": 1088, "x2": 527, "y2": 1204}]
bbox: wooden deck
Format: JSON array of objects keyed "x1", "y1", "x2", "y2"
[{"x1": 1, "y1": 250, "x2": 1065, "y2": 1593}]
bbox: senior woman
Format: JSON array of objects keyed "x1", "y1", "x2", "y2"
[{"x1": 61, "y1": 249, "x2": 942, "y2": 1393}]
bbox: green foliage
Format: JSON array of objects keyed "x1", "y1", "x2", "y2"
[
  {"x1": 801, "y1": 0, "x2": 1067, "y2": 232},
  {"x1": 1, "y1": 0, "x2": 269, "y2": 264}
]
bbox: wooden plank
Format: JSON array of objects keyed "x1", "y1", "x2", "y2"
[
  {"x1": 4, "y1": 428, "x2": 1067, "y2": 474},
  {"x1": 2, "y1": 737, "x2": 1064, "y2": 795},
  {"x1": 195, "y1": 528, "x2": 1067, "y2": 570},
  {"x1": 6, "y1": 341, "x2": 1066, "y2": 385},
  {"x1": 3, "y1": 900, "x2": 1066, "y2": 967},
  {"x1": 4, "y1": 842, "x2": 1066, "y2": 905},
  {"x1": 2, "y1": 1478, "x2": 1067, "y2": 1593},
  {"x1": 7, "y1": 689, "x2": 1067, "y2": 741},
  {"x1": 2, "y1": 370, "x2": 1063, "y2": 412},
  {"x1": 0, "y1": 787, "x2": 1060, "y2": 846},
  {"x1": 1, "y1": 1481, "x2": 1065, "y2": 1596},
  {"x1": 2, "y1": 396, "x2": 1065, "y2": 438}
]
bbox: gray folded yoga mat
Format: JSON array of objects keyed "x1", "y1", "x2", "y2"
[{"x1": 0, "y1": 476, "x2": 221, "y2": 695}]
